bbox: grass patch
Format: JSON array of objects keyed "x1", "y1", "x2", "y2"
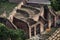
[{"x1": 0, "y1": 2, "x2": 17, "y2": 16}]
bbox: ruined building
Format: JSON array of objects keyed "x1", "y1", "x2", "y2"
[
  {"x1": 12, "y1": 0, "x2": 57, "y2": 39},
  {"x1": 0, "y1": 0, "x2": 57, "y2": 39}
]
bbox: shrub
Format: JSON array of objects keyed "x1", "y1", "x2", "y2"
[
  {"x1": 0, "y1": 23, "x2": 26, "y2": 40},
  {"x1": 0, "y1": 23, "x2": 9, "y2": 40},
  {"x1": 9, "y1": 29, "x2": 26, "y2": 40}
]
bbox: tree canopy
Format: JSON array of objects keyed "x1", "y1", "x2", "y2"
[
  {"x1": 50, "y1": 0, "x2": 60, "y2": 11},
  {"x1": 0, "y1": 23, "x2": 26, "y2": 40}
]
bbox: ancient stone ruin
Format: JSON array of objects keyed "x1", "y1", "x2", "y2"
[{"x1": 0, "y1": 0, "x2": 58, "y2": 40}]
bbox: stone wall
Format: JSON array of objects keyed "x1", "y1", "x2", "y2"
[{"x1": 0, "y1": 17, "x2": 17, "y2": 29}]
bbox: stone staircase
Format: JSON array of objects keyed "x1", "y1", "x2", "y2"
[{"x1": 47, "y1": 28, "x2": 60, "y2": 40}]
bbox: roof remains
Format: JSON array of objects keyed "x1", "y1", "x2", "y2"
[{"x1": 27, "y1": 0, "x2": 50, "y2": 4}]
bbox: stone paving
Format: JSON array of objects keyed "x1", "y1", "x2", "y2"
[{"x1": 47, "y1": 28, "x2": 60, "y2": 40}]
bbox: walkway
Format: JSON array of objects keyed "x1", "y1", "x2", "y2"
[{"x1": 47, "y1": 28, "x2": 60, "y2": 40}]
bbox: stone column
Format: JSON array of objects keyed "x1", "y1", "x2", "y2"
[
  {"x1": 48, "y1": 20, "x2": 51, "y2": 29},
  {"x1": 46, "y1": 12, "x2": 52, "y2": 32},
  {"x1": 40, "y1": 6, "x2": 44, "y2": 17},
  {"x1": 46, "y1": 19, "x2": 51, "y2": 32},
  {"x1": 40, "y1": 22, "x2": 44, "y2": 34},
  {"x1": 34, "y1": 26, "x2": 36, "y2": 36},
  {"x1": 54, "y1": 16, "x2": 56, "y2": 27},
  {"x1": 29, "y1": 27, "x2": 31, "y2": 39}
]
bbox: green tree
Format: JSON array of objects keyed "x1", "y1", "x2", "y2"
[
  {"x1": 0, "y1": 0, "x2": 8, "y2": 2},
  {"x1": 0, "y1": 23, "x2": 9, "y2": 40},
  {"x1": 9, "y1": 29, "x2": 26, "y2": 40},
  {"x1": 50, "y1": 0, "x2": 60, "y2": 11},
  {"x1": 0, "y1": 23, "x2": 26, "y2": 40},
  {"x1": 0, "y1": 0, "x2": 1, "y2": 6}
]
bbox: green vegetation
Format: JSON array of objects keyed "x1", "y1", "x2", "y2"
[
  {"x1": 0, "y1": 23, "x2": 26, "y2": 40},
  {"x1": 0, "y1": 1, "x2": 17, "y2": 15},
  {"x1": 50, "y1": 0, "x2": 60, "y2": 11},
  {"x1": 0, "y1": 0, "x2": 8, "y2": 2}
]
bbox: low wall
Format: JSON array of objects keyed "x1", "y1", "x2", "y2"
[{"x1": 0, "y1": 17, "x2": 16, "y2": 29}]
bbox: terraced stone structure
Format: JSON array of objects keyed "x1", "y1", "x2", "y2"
[
  {"x1": 0, "y1": 0, "x2": 57, "y2": 39},
  {"x1": 12, "y1": 1, "x2": 57, "y2": 39}
]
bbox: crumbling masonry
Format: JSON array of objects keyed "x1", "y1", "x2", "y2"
[{"x1": 0, "y1": 1, "x2": 57, "y2": 39}]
